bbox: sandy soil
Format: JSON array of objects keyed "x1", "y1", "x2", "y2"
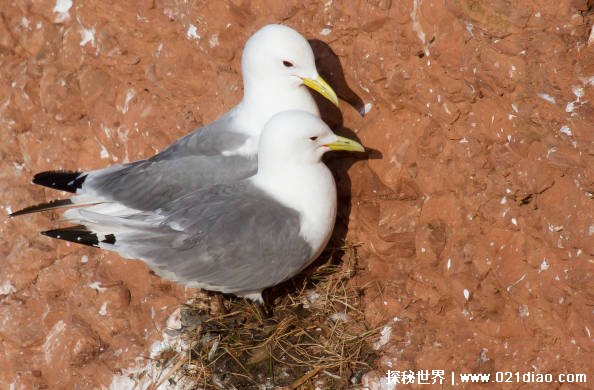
[{"x1": 1, "y1": 0, "x2": 593, "y2": 388}]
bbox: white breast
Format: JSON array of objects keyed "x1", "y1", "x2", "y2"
[{"x1": 253, "y1": 164, "x2": 337, "y2": 254}]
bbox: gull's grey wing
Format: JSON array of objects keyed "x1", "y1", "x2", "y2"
[
  {"x1": 112, "y1": 181, "x2": 314, "y2": 294},
  {"x1": 85, "y1": 153, "x2": 256, "y2": 211},
  {"x1": 82, "y1": 111, "x2": 256, "y2": 210}
]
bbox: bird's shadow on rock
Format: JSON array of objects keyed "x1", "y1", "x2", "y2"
[
  {"x1": 264, "y1": 40, "x2": 383, "y2": 308},
  {"x1": 309, "y1": 38, "x2": 366, "y2": 124}
]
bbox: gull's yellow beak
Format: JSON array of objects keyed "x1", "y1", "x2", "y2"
[
  {"x1": 302, "y1": 75, "x2": 339, "y2": 107},
  {"x1": 324, "y1": 135, "x2": 365, "y2": 152}
]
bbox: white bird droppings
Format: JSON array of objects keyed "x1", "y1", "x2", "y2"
[
  {"x1": 363, "y1": 102, "x2": 373, "y2": 115},
  {"x1": 53, "y1": 0, "x2": 72, "y2": 23},
  {"x1": 373, "y1": 325, "x2": 392, "y2": 350},
  {"x1": 320, "y1": 28, "x2": 332, "y2": 36},
  {"x1": 53, "y1": 0, "x2": 72, "y2": 14},
  {"x1": 411, "y1": 0, "x2": 429, "y2": 57},
  {"x1": 329, "y1": 311, "x2": 350, "y2": 322},
  {"x1": 559, "y1": 125, "x2": 572, "y2": 136},
  {"x1": 537, "y1": 93, "x2": 556, "y2": 104},
  {"x1": 122, "y1": 89, "x2": 135, "y2": 113},
  {"x1": 80, "y1": 27, "x2": 95, "y2": 47},
  {"x1": 89, "y1": 282, "x2": 107, "y2": 293},
  {"x1": 99, "y1": 144, "x2": 110, "y2": 159},
  {"x1": 572, "y1": 85, "x2": 585, "y2": 98},
  {"x1": 208, "y1": 33, "x2": 219, "y2": 48},
  {"x1": 44, "y1": 321, "x2": 67, "y2": 363},
  {"x1": 540, "y1": 259, "x2": 549, "y2": 272},
  {"x1": 0, "y1": 280, "x2": 16, "y2": 295},
  {"x1": 186, "y1": 24, "x2": 200, "y2": 40},
  {"x1": 463, "y1": 289, "x2": 470, "y2": 300},
  {"x1": 99, "y1": 302, "x2": 108, "y2": 316}
]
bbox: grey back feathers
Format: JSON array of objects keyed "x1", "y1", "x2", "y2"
[
  {"x1": 103, "y1": 181, "x2": 313, "y2": 294},
  {"x1": 84, "y1": 114, "x2": 255, "y2": 210}
]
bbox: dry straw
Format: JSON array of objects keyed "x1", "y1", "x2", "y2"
[{"x1": 150, "y1": 242, "x2": 379, "y2": 389}]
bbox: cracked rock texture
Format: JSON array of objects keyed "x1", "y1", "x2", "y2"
[{"x1": 1, "y1": 0, "x2": 593, "y2": 388}]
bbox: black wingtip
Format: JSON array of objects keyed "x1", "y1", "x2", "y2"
[
  {"x1": 33, "y1": 171, "x2": 87, "y2": 193},
  {"x1": 10, "y1": 198, "x2": 73, "y2": 217},
  {"x1": 41, "y1": 226, "x2": 100, "y2": 247}
]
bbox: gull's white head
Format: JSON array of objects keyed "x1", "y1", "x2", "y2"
[
  {"x1": 257, "y1": 111, "x2": 364, "y2": 170},
  {"x1": 241, "y1": 24, "x2": 338, "y2": 108}
]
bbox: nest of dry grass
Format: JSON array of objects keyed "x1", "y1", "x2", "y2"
[{"x1": 150, "y1": 243, "x2": 378, "y2": 389}]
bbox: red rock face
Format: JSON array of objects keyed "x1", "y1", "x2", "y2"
[{"x1": 1, "y1": 0, "x2": 593, "y2": 388}]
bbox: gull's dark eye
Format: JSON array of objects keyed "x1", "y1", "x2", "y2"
[
  {"x1": 309, "y1": 136, "x2": 318, "y2": 141},
  {"x1": 283, "y1": 60, "x2": 294, "y2": 68}
]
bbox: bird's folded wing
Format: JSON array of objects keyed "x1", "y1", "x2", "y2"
[
  {"x1": 81, "y1": 116, "x2": 255, "y2": 210},
  {"x1": 103, "y1": 181, "x2": 314, "y2": 294}
]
